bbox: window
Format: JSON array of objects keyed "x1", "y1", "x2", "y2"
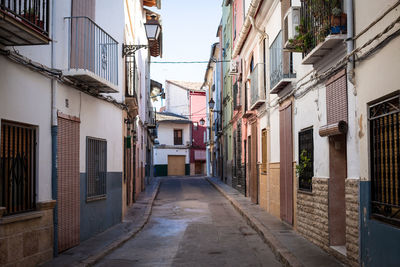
[
  {"x1": 194, "y1": 122, "x2": 198, "y2": 131},
  {"x1": 369, "y1": 92, "x2": 400, "y2": 226},
  {"x1": 261, "y1": 129, "x2": 267, "y2": 174},
  {"x1": 298, "y1": 128, "x2": 313, "y2": 191},
  {"x1": 174, "y1": 129, "x2": 183, "y2": 145},
  {"x1": 87, "y1": 137, "x2": 107, "y2": 200},
  {"x1": 1, "y1": 121, "x2": 37, "y2": 216}
]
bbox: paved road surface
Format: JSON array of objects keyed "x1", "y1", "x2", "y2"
[{"x1": 95, "y1": 177, "x2": 282, "y2": 267}]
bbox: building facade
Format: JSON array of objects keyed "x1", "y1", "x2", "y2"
[
  {"x1": 0, "y1": 0, "x2": 161, "y2": 265},
  {"x1": 153, "y1": 112, "x2": 191, "y2": 176}
]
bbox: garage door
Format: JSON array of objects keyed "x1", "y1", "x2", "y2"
[{"x1": 168, "y1": 155, "x2": 185, "y2": 176}]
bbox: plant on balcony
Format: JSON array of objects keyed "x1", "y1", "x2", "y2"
[
  {"x1": 330, "y1": 7, "x2": 347, "y2": 34},
  {"x1": 22, "y1": 8, "x2": 44, "y2": 28},
  {"x1": 287, "y1": 20, "x2": 314, "y2": 52}
]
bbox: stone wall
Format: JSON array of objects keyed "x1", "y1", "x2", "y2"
[
  {"x1": 0, "y1": 201, "x2": 55, "y2": 266},
  {"x1": 269, "y1": 162, "x2": 281, "y2": 218},
  {"x1": 296, "y1": 178, "x2": 360, "y2": 266},
  {"x1": 297, "y1": 178, "x2": 330, "y2": 249},
  {"x1": 345, "y1": 178, "x2": 359, "y2": 267}
]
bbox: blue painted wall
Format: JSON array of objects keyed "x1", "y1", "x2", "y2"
[
  {"x1": 360, "y1": 181, "x2": 400, "y2": 267},
  {"x1": 80, "y1": 172, "x2": 122, "y2": 242}
]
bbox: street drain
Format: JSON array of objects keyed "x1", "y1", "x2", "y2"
[{"x1": 208, "y1": 251, "x2": 222, "y2": 255}]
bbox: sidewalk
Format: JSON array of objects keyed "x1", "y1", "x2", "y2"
[
  {"x1": 206, "y1": 177, "x2": 345, "y2": 267},
  {"x1": 42, "y1": 177, "x2": 161, "y2": 267}
]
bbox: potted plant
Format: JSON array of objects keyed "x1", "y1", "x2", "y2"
[
  {"x1": 296, "y1": 149, "x2": 311, "y2": 179},
  {"x1": 22, "y1": 8, "x2": 44, "y2": 29},
  {"x1": 330, "y1": 7, "x2": 347, "y2": 34}
]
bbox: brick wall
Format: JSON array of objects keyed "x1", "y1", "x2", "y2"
[
  {"x1": 345, "y1": 178, "x2": 359, "y2": 267},
  {"x1": 297, "y1": 178, "x2": 330, "y2": 249}
]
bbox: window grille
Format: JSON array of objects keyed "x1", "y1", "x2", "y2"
[
  {"x1": 1, "y1": 121, "x2": 37, "y2": 216},
  {"x1": 298, "y1": 128, "x2": 313, "y2": 191},
  {"x1": 86, "y1": 137, "x2": 107, "y2": 200},
  {"x1": 369, "y1": 93, "x2": 400, "y2": 226},
  {"x1": 174, "y1": 129, "x2": 182, "y2": 145}
]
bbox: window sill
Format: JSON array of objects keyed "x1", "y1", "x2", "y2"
[
  {"x1": 297, "y1": 189, "x2": 313, "y2": 196},
  {"x1": 86, "y1": 195, "x2": 107, "y2": 202},
  {"x1": 0, "y1": 210, "x2": 43, "y2": 225}
]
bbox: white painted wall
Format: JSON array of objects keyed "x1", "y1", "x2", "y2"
[
  {"x1": 157, "y1": 122, "x2": 191, "y2": 146},
  {"x1": 153, "y1": 149, "x2": 190, "y2": 165},
  {"x1": 0, "y1": 57, "x2": 52, "y2": 202},
  {"x1": 165, "y1": 82, "x2": 190, "y2": 116}
]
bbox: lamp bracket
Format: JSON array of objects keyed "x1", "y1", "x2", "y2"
[{"x1": 123, "y1": 44, "x2": 149, "y2": 57}]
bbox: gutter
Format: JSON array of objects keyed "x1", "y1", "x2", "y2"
[
  {"x1": 51, "y1": 0, "x2": 59, "y2": 256},
  {"x1": 232, "y1": 0, "x2": 263, "y2": 58}
]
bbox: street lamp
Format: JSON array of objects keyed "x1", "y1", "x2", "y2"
[
  {"x1": 208, "y1": 98, "x2": 221, "y2": 114},
  {"x1": 199, "y1": 118, "x2": 205, "y2": 126},
  {"x1": 122, "y1": 15, "x2": 161, "y2": 57},
  {"x1": 144, "y1": 15, "x2": 161, "y2": 41}
]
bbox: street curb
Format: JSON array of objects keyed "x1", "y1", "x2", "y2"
[
  {"x1": 81, "y1": 178, "x2": 162, "y2": 267},
  {"x1": 206, "y1": 177, "x2": 303, "y2": 267}
]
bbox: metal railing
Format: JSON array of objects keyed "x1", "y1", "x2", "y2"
[
  {"x1": 125, "y1": 54, "x2": 138, "y2": 98},
  {"x1": 86, "y1": 137, "x2": 107, "y2": 200},
  {"x1": 0, "y1": 0, "x2": 49, "y2": 35},
  {"x1": 369, "y1": 93, "x2": 400, "y2": 226},
  {"x1": 250, "y1": 63, "x2": 265, "y2": 108},
  {"x1": 66, "y1": 16, "x2": 118, "y2": 85},
  {"x1": 1, "y1": 121, "x2": 37, "y2": 216},
  {"x1": 300, "y1": 0, "x2": 347, "y2": 56}
]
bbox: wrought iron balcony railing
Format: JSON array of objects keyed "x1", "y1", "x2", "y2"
[
  {"x1": 299, "y1": 0, "x2": 347, "y2": 64},
  {"x1": 64, "y1": 16, "x2": 118, "y2": 93},
  {"x1": 249, "y1": 63, "x2": 265, "y2": 110},
  {"x1": 0, "y1": 0, "x2": 50, "y2": 45}
]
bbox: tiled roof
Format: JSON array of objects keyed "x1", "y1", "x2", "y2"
[
  {"x1": 156, "y1": 112, "x2": 191, "y2": 123},
  {"x1": 166, "y1": 80, "x2": 204, "y2": 92}
]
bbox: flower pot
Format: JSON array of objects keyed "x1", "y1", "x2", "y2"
[{"x1": 330, "y1": 13, "x2": 347, "y2": 34}]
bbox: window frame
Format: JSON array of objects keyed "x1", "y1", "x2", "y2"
[
  {"x1": 173, "y1": 129, "x2": 183, "y2": 145},
  {"x1": 86, "y1": 136, "x2": 107, "y2": 201},
  {"x1": 298, "y1": 127, "x2": 314, "y2": 192},
  {"x1": 0, "y1": 120, "x2": 37, "y2": 216}
]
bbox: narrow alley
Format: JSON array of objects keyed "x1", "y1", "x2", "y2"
[{"x1": 95, "y1": 177, "x2": 282, "y2": 267}]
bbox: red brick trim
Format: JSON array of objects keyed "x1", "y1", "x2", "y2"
[{"x1": 57, "y1": 111, "x2": 81, "y2": 123}]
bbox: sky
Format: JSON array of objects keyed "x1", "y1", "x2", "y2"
[{"x1": 149, "y1": 0, "x2": 222, "y2": 86}]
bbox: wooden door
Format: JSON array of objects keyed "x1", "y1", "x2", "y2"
[
  {"x1": 168, "y1": 155, "x2": 185, "y2": 176},
  {"x1": 279, "y1": 103, "x2": 293, "y2": 224},
  {"x1": 195, "y1": 162, "x2": 202, "y2": 174},
  {"x1": 250, "y1": 122, "x2": 258, "y2": 204},
  {"x1": 328, "y1": 135, "x2": 347, "y2": 246},
  {"x1": 57, "y1": 116, "x2": 80, "y2": 252}
]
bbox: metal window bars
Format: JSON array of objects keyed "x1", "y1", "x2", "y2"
[
  {"x1": 369, "y1": 93, "x2": 400, "y2": 226},
  {"x1": 86, "y1": 137, "x2": 107, "y2": 200},
  {"x1": 1, "y1": 121, "x2": 37, "y2": 216}
]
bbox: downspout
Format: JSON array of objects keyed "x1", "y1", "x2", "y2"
[
  {"x1": 51, "y1": 0, "x2": 58, "y2": 257},
  {"x1": 347, "y1": 0, "x2": 355, "y2": 89}
]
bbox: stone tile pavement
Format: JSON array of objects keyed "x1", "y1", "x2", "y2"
[
  {"x1": 41, "y1": 177, "x2": 161, "y2": 267},
  {"x1": 206, "y1": 177, "x2": 346, "y2": 267}
]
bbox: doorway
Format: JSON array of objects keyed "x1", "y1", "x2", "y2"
[
  {"x1": 249, "y1": 121, "x2": 258, "y2": 204},
  {"x1": 328, "y1": 134, "x2": 347, "y2": 248},
  {"x1": 279, "y1": 102, "x2": 293, "y2": 225}
]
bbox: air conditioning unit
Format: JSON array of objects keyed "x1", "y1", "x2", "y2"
[
  {"x1": 283, "y1": 6, "x2": 300, "y2": 49},
  {"x1": 229, "y1": 60, "x2": 239, "y2": 76}
]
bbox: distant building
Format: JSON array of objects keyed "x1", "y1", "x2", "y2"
[
  {"x1": 164, "y1": 80, "x2": 207, "y2": 175},
  {"x1": 153, "y1": 112, "x2": 191, "y2": 176}
]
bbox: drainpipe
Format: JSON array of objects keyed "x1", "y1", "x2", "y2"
[
  {"x1": 347, "y1": 0, "x2": 355, "y2": 88},
  {"x1": 51, "y1": 0, "x2": 58, "y2": 256}
]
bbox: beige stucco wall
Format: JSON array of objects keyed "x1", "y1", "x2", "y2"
[{"x1": 354, "y1": 0, "x2": 400, "y2": 181}]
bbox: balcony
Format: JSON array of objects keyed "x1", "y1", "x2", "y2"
[
  {"x1": 233, "y1": 81, "x2": 241, "y2": 110},
  {"x1": 146, "y1": 108, "x2": 156, "y2": 129},
  {"x1": 270, "y1": 62, "x2": 296, "y2": 94},
  {"x1": 63, "y1": 17, "x2": 118, "y2": 93},
  {"x1": 0, "y1": 0, "x2": 50, "y2": 45},
  {"x1": 249, "y1": 63, "x2": 265, "y2": 110},
  {"x1": 287, "y1": 0, "x2": 347, "y2": 65}
]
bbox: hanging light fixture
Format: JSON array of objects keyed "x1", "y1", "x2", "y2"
[{"x1": 144, "y1": 15, "x2": 161, "y2": 41}]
